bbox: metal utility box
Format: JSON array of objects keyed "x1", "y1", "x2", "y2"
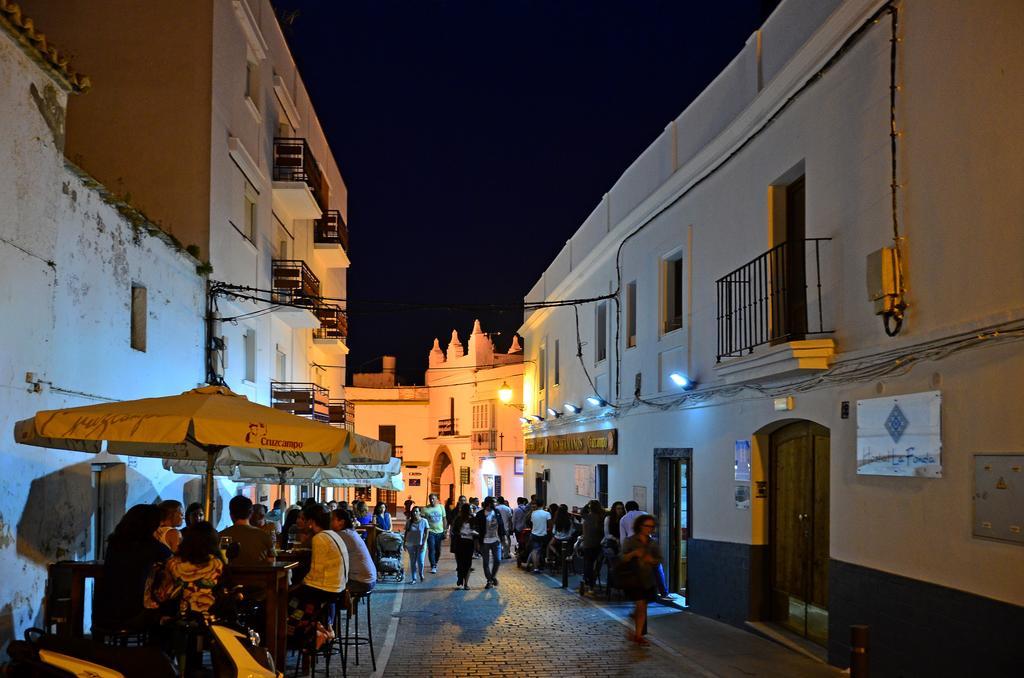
[
  {"x1": 973, "y1": 454, "x2": 1024, "y2": 545},
  {"x1": 866, "y1": 246, "x2": 899, "y2": 314}
]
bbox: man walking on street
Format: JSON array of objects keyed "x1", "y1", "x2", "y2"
[
  {"x1": 528, "y1": 499, "x2": 552, "y2": 573},
  {"x1": 421, "y1": 493, "x2": 447, "y2": 574},
  {"x1": 494, "y1": 496, "x2": 514, "y2": 559}
]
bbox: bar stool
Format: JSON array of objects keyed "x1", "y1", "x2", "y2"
[
  {"x1": 91, "y1": 624, "x2": 148, "y2": 647},
  {"x1": 340, "y1": 589, "x2": 375, "y2": 670}
]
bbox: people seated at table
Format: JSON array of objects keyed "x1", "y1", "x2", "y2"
[
  {"x1": 155, "y1": 521, "x2": 226, "y2": 615},
  {"x1": 93, "y1": 504, "x2": 171, "y2": 632},
  {"x1": 219, "y1": 496, "x2": 275, "y2": 566},
  {"x1": 154, "y1": 499, "x2": 184, "y2": 552},
  {"x1": 279, "y1": 507, "x2": 302, "y2": 550},
  {"x1": 250, "y1": 503, "x2": 280, "y2": 541},
  {"x1": 373, "y1": 502, "x2": 392, "y2": 531},
  {"x1": 353, "y1": 500, "x2": 372, "y2": 526},
  {"x1": 331, "y1": 508, "x2": 377, "y2": 595},
  {"x1": 183, "y1": 502, "x2": 204, "y2": 532},
  {"x1": 288, "y1": 504, "x2": 348, "y2": 645}
]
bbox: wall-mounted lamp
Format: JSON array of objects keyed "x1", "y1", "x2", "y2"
[
  {"x1": 564, "y1": 403, "x2": 580, "y2": 414},
  {"x1": 498, "y1": 381, "x2": 526, "y2": 411},
  {"x1": 527, "y1": 414, "x2": 545, "y2": 423},
  {"x1": 519, "y1": 416, "x2": 530, "y2": 424},
  {"x1": 669, "y1": 372, "x2": 697, "y2": 390},
  {"x1": 586, "y1": 396, "x2": 608, "y2": 407},
  {"x1": 546, "y1": 407, "x2": 561, "y2": 418}
]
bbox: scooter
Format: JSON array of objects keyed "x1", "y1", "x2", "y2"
[{"x1": 8, "y1": 588, "x2": 282, "y2": 678}]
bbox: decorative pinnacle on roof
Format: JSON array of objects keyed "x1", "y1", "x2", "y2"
[
  {"x1": 472, "y1": 319, "x2": 483, "y2": 335},
  {"x1": 508, "y1": 335, "x2": 522, "y2": 354}
]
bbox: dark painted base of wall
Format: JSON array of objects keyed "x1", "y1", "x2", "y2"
[
  {"x1": 829, "y1": 559, "x2": 1024, "y2": 677},
  {"x1": 687, "y1": 538, "x2": 768, "y2": 628}
]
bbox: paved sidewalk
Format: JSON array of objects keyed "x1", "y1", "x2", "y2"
[{"x1": 290, "y1": 551, "x2": 841, "y2": 677}]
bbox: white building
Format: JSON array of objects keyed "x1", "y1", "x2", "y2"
[
  {"x1": 0, "y1": 4, "x2": 218, "y2": 648},
  {"x1": 519, "y1": 0, "x2": 1024, "y2": 673},
  {"x1": 347, "y1": 322, "x2": 526, "y2": 509},
  {"x1": 29, "y1": 0, "x2": 356, "y2": 506}
]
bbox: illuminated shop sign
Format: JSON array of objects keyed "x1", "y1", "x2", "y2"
[{"x1": 525, "y1": 429, "x2": 617, "y2": 455}]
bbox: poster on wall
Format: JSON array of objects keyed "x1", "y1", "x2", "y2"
[
  {"x1": 857, "y1": 390, "x2": 942, "y2": 477},
  {"x1": 735, "y1": 484, "x2": 751, "y2": 510},
  {"x1": 632, "y1": 485, "x2": 647, "y2": 512},
  {"x1": 574, "y1": 464, "x2": 595, "y2": 498},
  {"x1": 734, "y1": 440, "x2": 752, "y2": 481}
]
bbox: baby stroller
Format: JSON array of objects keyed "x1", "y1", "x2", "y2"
[{"x1": 376, "y1": 530, "x2": 405, "y2": 583}]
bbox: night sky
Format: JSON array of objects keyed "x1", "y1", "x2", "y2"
[{"x1": 274, "y1": 1, "x2": 779, "y2": 383}]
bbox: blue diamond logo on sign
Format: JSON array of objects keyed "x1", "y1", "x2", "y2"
[{"x1": 884, "y1": 404, "x2": 909, "y2": 443}]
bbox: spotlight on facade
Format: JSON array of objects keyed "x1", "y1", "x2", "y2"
[
  {"x1": 528, "y1": 414, "x2": 544, "y2": 422},
  {"x1": 546, "y1": 407, "x2": 561, "y2": 418},
  {"x1": 519, "y1": 416, "x2": 530, "y2": 424},
  {"x1": 498, "y1": 381, "x2": 513, "y2": 403},
  {"x1": 564, "y1": 403, "x2": 580, "y2": 414},
  {"x1": 586, "y1": 396, "x2": 607, "y2": 407},
  {"x1": 670, "y1": 372, "x2": 696, "y2": 390}
]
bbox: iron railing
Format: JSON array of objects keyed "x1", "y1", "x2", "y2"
[
  {"x1": 715, "y1": 238, "x2": 832, "y2": 361},
  {"x1": 471, "y1": 430, "x2": 497, "y2": 450},
  {"x1": 272, "y1": 259, "x2": 321, "y2": 306},
  {"x1": 313, "y1": 304, "x2": 348, "y2": 341},
  {"x1": 271, "y1": 382, "x2": 330, "y2": 423},
  {"x1": 314, "y1": 210, "x2": 349, "y2": 252},
  {"x1": 328, "y1": 399, "x2": 355, "y2": 428},
  {"x1": 272, "y1": 137, "x2": 327, "y2": 210},
  {"x1": 437, "y1": 418, "x2": 458, "y2": 436}
]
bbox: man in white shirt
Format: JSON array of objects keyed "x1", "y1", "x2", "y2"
[
  {"x1": 528, "y1": 499, "x2": 552, "y2": 573},
  {"x1": 620, "y1": 500, "x2": 647, "y2": 543}
]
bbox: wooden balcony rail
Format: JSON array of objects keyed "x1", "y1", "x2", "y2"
[
  {"x1": 313, "y1": 304, "x2": 348, "y2": 341},
  {"x1": 715, "y1": 238, "x2": 833, "y2": 361},
  {"x1": 314, "y1": 210, "x2": 349, "y2": 252},
  {"x1": 437, "y1": 418, "x2": 458, "y2": 437},
  {"x1": 471, "y1": 430, "x2": 497, "y2": 450},
  {"x1": 273, "y1": 137, "x2": 327, "y2": 211},
  {"x1": 271, "y1": 382, "x2": 330, "y2": 423},
  {"x1": 272, "y1": 259, "x2": 321, "y2": 304},
  {"x1": 328, "y1": 399, "x2": 355, "y2": 428}
]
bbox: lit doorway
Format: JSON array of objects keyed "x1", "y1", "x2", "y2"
[
  {"x1": 654, "y1": 448, "x2": 691, "y2": 603},
  {"x1": 430, "y1": 446, "x2": 455, "y2": 502},
  {"x1": 769, "y1": 421, "x2": 829, "y2": 645}
]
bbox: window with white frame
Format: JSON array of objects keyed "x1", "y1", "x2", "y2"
[
  {"x1": 538, "y1": 344, "x2": 547, "y2": 392},
  {"x1": 662, "y1": 251, "x2": 683, "y2": 334},
  {"x1": 242, "y1": 177, "x2": 258, "y2": 241},
  {"x1": 472, "y1": 403, "x2": 493, "y2": 431},
  {"x1": 243, "y1": 329, "x2": 257, "y2": 382},
  {"x1": 595, "y1": 301, "x2": 608, "y2": 363},
  {"x1": 625, "y1": 281, "x2": 637, "y2": 348},
  {"x1": 245, "y1": 59, "x2": 260, "y2": 108}
]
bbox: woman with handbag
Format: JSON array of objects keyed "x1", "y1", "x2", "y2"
[{"x1": 618, "y1": 514, "x2": 663, "y2": 646}]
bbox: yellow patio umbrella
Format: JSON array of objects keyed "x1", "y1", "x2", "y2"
[{"x1": 12, "y1": 385, "x2": 359, "y2": 516}]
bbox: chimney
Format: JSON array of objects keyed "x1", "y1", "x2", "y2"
[{"x1": 382, "y1": 356, "x2": 397, "y2": 386}]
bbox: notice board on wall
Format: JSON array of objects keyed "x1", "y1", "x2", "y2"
[
  {"x1": 973, "y1": 454, "x2": 1024, "y2": 545},
  {"x1": 574, "y1": 464, "x2": 595, "y2": 498}
]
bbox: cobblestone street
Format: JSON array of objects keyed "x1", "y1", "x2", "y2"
[{"x1": 293, "y1": 550, "x2": 838, "y2": 678}]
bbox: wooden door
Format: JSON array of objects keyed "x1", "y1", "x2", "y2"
[{"x1": 770, "y1": 421, "x2": 829, "y2": 644}]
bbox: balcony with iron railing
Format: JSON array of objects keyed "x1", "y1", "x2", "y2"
[
  {"x1": 271, "y1": 382, "x2": 330, "y2": 423},
  {"x1": 471, "y1": 430, "x2": 497, "y2": 450},
  {"x1": 271, "y1": 259, "x2": 322, "y2": 328},
  {"x1": 328, "y1": 399, "x2": 355, "y2": 430},
  {"x1": 272, "y1": 137, "x2": 326, "y2": 219},
  {"x1": 437, "y1": 418, "x2": 458, "y2": 437},
  {"x1": 313, "y1": 210, "x2": 351, "y2": 269},
  {"x1": 714, "y1": 238, "x2": 835, "y2": 382},
  {"x1": 312, "y1": 304, "x2": 349, "y2": 351}
]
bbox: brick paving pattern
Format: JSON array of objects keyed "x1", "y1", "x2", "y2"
[{"x1": 296, "y1": 550, "x2": 709, "y2": 677}]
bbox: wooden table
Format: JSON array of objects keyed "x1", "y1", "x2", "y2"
[{"x1": 224, "y1": 561, "x2": 297, "y2": 669}]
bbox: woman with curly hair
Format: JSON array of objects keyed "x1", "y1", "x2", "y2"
[{"x1": 156, "y1": 521, "x2": 225, "y2": 615}]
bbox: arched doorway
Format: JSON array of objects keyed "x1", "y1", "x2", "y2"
[
  {"x1": 769, "y1": 420, "x2": 830, "y2": 646},
  {"x1": 430, "y1": 446, "x2": 455, "y2": 502}
]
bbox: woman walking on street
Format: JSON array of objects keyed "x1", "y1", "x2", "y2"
[
  {"x1": 619, "y1": 515, "x2": 663, "y2": 646},
  {"x1": 450, "y1": 503, "x2": 477, "y2": 589},
  {"x1": 404, "y1": 506, "x2": 429, "y2": 583},
  {"x1": 473, "y1": 497, "x2": 506, "y2": 588}
]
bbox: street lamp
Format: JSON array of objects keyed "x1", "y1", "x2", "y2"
[{"x1": 498, "y1": 381, "x2": 514, "y2": 403}]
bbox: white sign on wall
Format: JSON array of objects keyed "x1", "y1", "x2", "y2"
[
  {"x1": 857, "y1": 390, "x2": 942, "y2": 477},
  {"x1": 574, "y1": 464, "x2": 595, "y2": 498}
]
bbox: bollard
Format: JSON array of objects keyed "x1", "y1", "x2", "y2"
[
  {"x1": 561, "y1": 540, "x2": 570, "y2": 588},
  {"x1": 850, "y1": 625, "x2": 869, "y2": 678}
]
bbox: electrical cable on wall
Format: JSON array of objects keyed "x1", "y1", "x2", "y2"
[{"x1": 882, "y1": 4, "x2": 908, "y2": 336}]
